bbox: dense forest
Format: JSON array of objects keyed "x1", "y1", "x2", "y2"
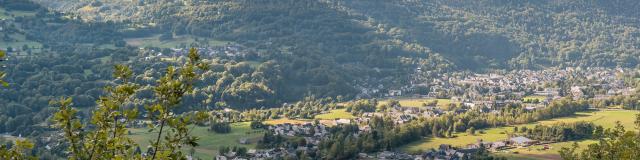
[{"x1": 34, "y1": 0, "x2": 640, "y2": 69}]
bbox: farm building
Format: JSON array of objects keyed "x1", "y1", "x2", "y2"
[{"x1": 509, "y1": 136, "x2": 538, "y2": 147}]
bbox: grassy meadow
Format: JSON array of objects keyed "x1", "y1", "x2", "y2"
[
  {"x1": 0, "y1": 7, "x2": 42, "y2": 53},
  {"x1": 0, "y1": 33, "x2": 43, "y2": 53},
  {"x1": 0, "y1": 8, "x2": 36, "y2": 19},
  {"x1": 314, "y1": 109, "x2": 356, "y2": 120},
  {"x1": 402, "y1": 109, "x2": 640, "y2": 159},
  {"x1": 264, "y1": 118, "x2": 310, "y2": 125},
  {"x1": 494, "y1": 140, "x2": 597, "y2": 160},
  {"x1": 129, "y1": 122, "x2": 263, "y2": 159}
]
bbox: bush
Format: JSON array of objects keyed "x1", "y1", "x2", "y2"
[
  {"x1": 250, "y1": 121, "x2": 264, "y2": 129},
  {"x1": 209, "y1": 121, "x2": 231, "y2": 133}
]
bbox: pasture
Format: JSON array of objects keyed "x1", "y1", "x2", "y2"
[
  {"x1": 494, "y1": 140, "x2": 596, "y2": 160},
  {"x1": 129, "y1": 122, "x2": 263, "y2": 159},
  {"x1": 401, "y1": 109, "x2": 640, "y2": 159},
  {"x1": 0, "y1": 33, "x2": 43, "y2": 53},
  {"x1": 314, "y1": 109, "x2": 356, "y2": 120},
  {"x1": 264, "y1": 118, "x2": 310, "y2": 125},
  {"x1": 0, "y1": 8, "x2": 36, "y2": 19}
]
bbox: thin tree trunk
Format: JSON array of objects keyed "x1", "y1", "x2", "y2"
[{"x1": 151, "y1": 115, "x2": 166, "y2": 160}]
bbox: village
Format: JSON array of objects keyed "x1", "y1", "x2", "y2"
[
  {"x1": 215, "y1": 119, "x2": 550, "y2": 160},
  {"x1": 21, "y1": 63, "x2": 635, "y2": 160},
  {"x1": 140, "y1": 43, "x2": 251, "y2": 61},
  {"x1": 213, "y1": 67, "x2": 637, "y2": 159}
]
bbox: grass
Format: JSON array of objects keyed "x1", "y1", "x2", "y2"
[
  {"x1": 534, "y1": 109, "x2": 639, "y2": 129},
  {"x1": 402, "y1": 125, "x2": 513, "y2": 153},
  {"x1": 0, "y1": 8, "x2": 36, "y2": 19},
  {"x1": 129, "y1": 122, "x2": 263, "y2": 159},
  {"x1": 494, "y1": 140, "x2": 596, "y2": 160},
  {"x1": 401, "y1": 109, "x2": 640, "y2": 159},
  {"x1": 314, "y1": 109, "x2": 356, "y2": 120},
  {"x1": 0, "y1": 34, "x2": 42, "y2": 52},
  {"x1": 264, "y1": 118, "x2": 310, "y2": 125},
  {"x1": 382, "y1": 98, "x2": 452, "y2": 108},
  {"x1": 0, "y1": 8, "x2": 42, "y2": 53},
  {"x1": 0, "y1": 8, "x2": 9, "y2": 19},
  {"x1": 124, "y1": 34, "x2": 231, "y2": 48}
]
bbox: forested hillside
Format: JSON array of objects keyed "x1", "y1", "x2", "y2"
[
  {"x1": 2, "y1": 0, "x2": 640, "y2": 137},
  {"x1": 329, "y1": 0, "x2": 640, "y2": 68},
  {"x1": 34, "y1": 0, "x2": 640, "y2": 69}
]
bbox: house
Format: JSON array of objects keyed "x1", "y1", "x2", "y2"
[
  {"x1": 378, "y1": 151, "x2": 395, "y2": 159},
  {"x1": 389, "y1": 90, "x2": 402, "y2": 97},
  {"x1": 463, "y1": 102, "x2": 476, "y2": 109},
  {"x1": 489, "y1": 141, "x2": 507, "y2": 151},
  {"x1": 215, "y1": 155, "x2": 227, "y2": 160},
  {"x1": 396, "y1": 115, "x2": 413, "y2": 124},
  {"x1": 358, "y1": 125, "x2": 371, "y2": 132},
  {"x1": 509, "y1": 136, "x2": 537, "y2": 147},
  {"x1": 571, "y1": 86, "x2": 585, "y2": 99},
  {"x1": 336, "y1": 119, "x2": 351, "y2": 124},
  {"x1": 247, "y1": 149, "x2": 256, "y2": 155},
  {"x1": 439, "y1": 144, "x2": 452, "y2": 151},
  {"x1": 238, "y1": 138, "x2": 249, "y2": 144}
]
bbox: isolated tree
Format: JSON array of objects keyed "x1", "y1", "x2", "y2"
[{"x1": 467, "y1": 127, "x2": 476, "y2": 135}]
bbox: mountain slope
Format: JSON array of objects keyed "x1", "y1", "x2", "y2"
[{"x1": 33, "y1": 0, "x2": 640, "y2": 69}]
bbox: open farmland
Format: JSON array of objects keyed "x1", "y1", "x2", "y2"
[
  {"x1": 314, "y1": 109, "x2": 356, "y2": 120},
  {"x1": 402, "y1": 109, "x2": 640, "y2": 159},
  {"x1": 129, "y1": 122, "x2": 263, "y2": 159}
]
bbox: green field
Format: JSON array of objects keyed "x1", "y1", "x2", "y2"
[
  {"x1": 383, "y1": 98, "x2": 453, "y2": 108},
  {"x1": 0, "y1": 33, "x2": 42, "y2": 52},
  {"x1": 535, "y1": 109, "x2": 639, "y2": 129},
  {"x1": 402, "y1": 109, "x2": 640, "y2": 159},
  {"x1": 0, "y1": 8, "x2": 36, "y2": 19},
  {"x1": 264, "y1": 118, "x2": 310, "y2": 125},
  {"x1": 494, "y1": 140, "x2": 596, "y2": 160},
  {"x1": 125, "y1": 34, "x2": 231, "y2": 48},
  {"x1": 0, "y1": 8, "x2": 9, "y2": 19},
  {"x1": 0, "y1": 8, "x2": 42, "y2": 53},
  {"x1": 314, "y1": 109, "x2": 356, "y2": 120},
  {"x1": 129, "y1": 122, "x2": 263, "y2": 159}
]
